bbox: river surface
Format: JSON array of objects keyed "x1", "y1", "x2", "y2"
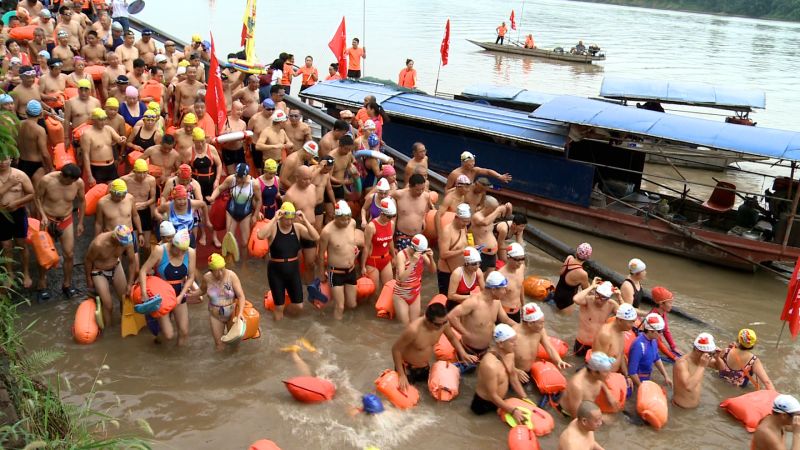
[{"x1": 20, "y1": 1, "x2": 800, "y2": 449}]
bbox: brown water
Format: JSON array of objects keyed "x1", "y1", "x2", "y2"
[{"x1": 21, "y1": 1, "x2": 800, "y2": 449}]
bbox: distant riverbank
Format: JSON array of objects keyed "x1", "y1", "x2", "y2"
[{"x1": 568, "y1": 0, "x2": 800, "y2": 22}]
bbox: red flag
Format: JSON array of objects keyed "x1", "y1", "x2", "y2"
[
  {"x1": 510, "y1": 10, "x2": 516, "y2": 30},
  {"x1": 328, "y1": 17, "x2": 347, "y2": 79},
  {"x1": 206, "y1": 33, "x2": 227, "y2": 133},
  {"x1": 781, "y1": 255, "x2": 800, "y2": 339},
  {"x1": 440, "y1": 19, "x2": 450, "y2": 66}
]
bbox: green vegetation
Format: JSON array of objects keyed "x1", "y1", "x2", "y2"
[{"x1": 575, "y1": 0, "x2": 800, "y2": 21}]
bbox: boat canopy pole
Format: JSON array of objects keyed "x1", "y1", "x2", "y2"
[{"x1": 781, "y1": 166, "x2": 800, "y2": 251}]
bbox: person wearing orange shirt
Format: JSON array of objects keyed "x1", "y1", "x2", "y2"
[
  {"x1": 346, "y1": 38, "x2": 366, "y2": 79},
  {"x1": 398, "y1": 59, "x2": 416, "y2": 89},
  {"x1": 280, "y1": 54, "x2": 300, "y2": 95},
  {"x1": 495, "y1": 22, "x2": 508, "y2": 45},
  {"x1": 524, "y1": 34, "x2": 536, "y2": 49},
  {"x1": 325, "y1": 63, "x2": 341, "y2": 81},
  {"x1": 299, "y1": 56, "x2": 318, "y2": 92}
]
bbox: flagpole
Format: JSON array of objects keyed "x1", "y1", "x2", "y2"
[
  {"x1": 776, "y1": 321, "x2": 787, "y2": 348},
  {"x1": 434, "y1": 59, "x2": 442, "y2": 95},
  {"x1": 517, "y1": 0, "x2": 525, "y2": 43}
]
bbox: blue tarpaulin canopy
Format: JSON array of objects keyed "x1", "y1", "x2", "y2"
[
  {"x1": 530, "y1": 96, "x2": 800, "y2": 160},
  {"x1": 600, "y1": 77, "x2": 766, "y2": 112},
  {"x1": 302, "y1": 81, "x2": 568, "y2": 149},
  {"x1": 461, "y1": 84, "x2": 557, "y2": 107}
]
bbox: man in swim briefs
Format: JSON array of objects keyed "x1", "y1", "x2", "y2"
[{"x1": 391, "y1": 173, "x2": 431, "y2": 251}]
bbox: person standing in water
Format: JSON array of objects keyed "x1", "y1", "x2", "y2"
[
  {"x1": 552, "y1": 242, "x2": 592, "y2": 314},
  {"x1": 751, "y1": 394, "x2": 800, "y2": 450},
  {"x1": 190, "y1": 253, "x2": 246, "y2": 351},
  {"x1": 620, "y1": 258, "x2": 646, "y2": 310},
  {"x1": 672, "y1": 332, "x2": 716, "y2": 409},
  {"x1": 558, "y1": 401, "x2": 606, "y2": 450}
]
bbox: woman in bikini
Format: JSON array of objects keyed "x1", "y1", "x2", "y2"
[
  {"x1": 189, "y1": 253, "x2": 246, "y2": 351},
  {"x1": 392, "y1": 234, "x2": 437, "y2": 325},
  {"x1": 714, "y1": 328, "x2": 774, "y2": 390}
]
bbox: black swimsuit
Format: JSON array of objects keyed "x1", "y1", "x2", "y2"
[
  {"x1": 132, "y1": 126, "x2": 157, "y2": 151},
  {"x1": 553, "y1": 260, "x2": 582, "y2": 310},
  {"x1": 267, "y1": 225, "x2": 303, "y2": 305},
  {"x1": 622, "y1": 278, "x2": 643, "y2": 308},
  {"x1": 192, "y1": 153, "x2": 215, "y2": 200}
]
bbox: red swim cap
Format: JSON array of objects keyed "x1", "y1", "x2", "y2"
[
  {"x1": 651, "y1": 286, "x2": 673, "y2": 303},
  {"x1": 178, "y1": 164, "x2": 192, "y2": 179},
  {"x1": 172, "y1": 184, "x2": 188, "y2": 199}
]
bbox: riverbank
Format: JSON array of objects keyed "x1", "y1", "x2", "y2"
[{"x1": 568, "y1": 0, "x2": 800, "y2": 23}]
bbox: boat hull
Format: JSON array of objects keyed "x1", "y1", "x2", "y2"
[{"x1": 467, "y1": 40, "x2": 605, "y2": 64}]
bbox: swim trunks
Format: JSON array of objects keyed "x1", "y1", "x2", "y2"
[
  {"x1": 0, "y1": 208, "x2": 28, "y2": 242},
  {"x1": 480, "y1": 252, "x2": 497, "y2": 272},
  {"x1": 314, "y1": 202, "x2": 324, "y2": 216},
  {"x1": 16, "y1": 159, "x2": 43, "y2": 179},
  {"x1": 470, "y1": 393, "x2": 497, "y2": 415},
  {"x1": 436, "y1": 270, "x2": 451, "y2": 296},
  {"x1": 222, "y1": 147, "x2": 245, "y2": 166},
  {"x1": 329, "y1": 266, "x2": 357, "y2": 287},
  {"x1": 90, "y1": 162, "x2": 118, "y2": 184},
  {"x1": 45, "y1": 213, "x2": 73, "y2": 239},
  {"x1": 331, "y1": 184, "x2": 345, "y2": 200},
  {"x1": 573, "y1": 337, "x2": 591, "y2": 358},
  {"x1": 394, "y1": 230, "x2": 413, "y2": 251},
  {"x1": 403, "y1": 363, "x2": 430, "y2": 384}
]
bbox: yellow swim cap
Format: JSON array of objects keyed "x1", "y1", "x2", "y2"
[
  {"x1": 77, "y1": 78, "x2": 92, "y2": 89},
  {"x1": 147, "y1": 101, "x2": 160, "y2": 113},
  {"x1": 91, "y1": 108, "x2": 108, "y2": 120},
  {"x1": 105, "y1": 97, "x2": 119, "y2": 109},
  {"x1": 143, "y1": 109, "x2": 158, "y2": 119},
  {"x1": 264, "y1": 158, "x2": 278, "y2": 173},
  {"x1": 183, "y1": 113, "x2": 197, "y2": 125},
  {"x1": 178, "y1": 60, "x2": 190, "y2": 68},
  {"x1": 280, "y1": 202, "x2": 296, "y2": 218},
  {"x1": 208, "y1": 253, "x2": 225, "y2": 270},
  {"x1": 133, "y1": 159, "x2": 149, "y2": 173},
  {"x1": 110, "y1": 178, "x2": 127, "y2": 194},
  {"x1": 738, "y1": 328, "x2": 757, "y2": 349},
  {"x1": 191, "y1": 34, "x2": 202, "y2": 43},
  {"x1": 192, "y1": 127, "x2": 205, "y2": 141}
]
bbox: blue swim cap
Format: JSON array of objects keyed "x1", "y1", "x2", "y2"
[
  {"x1": 261, "y1": 98, "x2": 275, "y2": 109},
  {"x1": 26, "y1": 100, "x2": 42, "y2": 117},
  {"x1": 235, "y1": 163, "x2": 250, "y2": 177},
  {"x1": 0, "y1": 94, "x2": 13, "y2": 105},
  {"x1": 362, "y1": 394, "x2": 384, "y2": 414},
  {"x1": 367, "y1": 133, "x2": 380, "y2": 148}
]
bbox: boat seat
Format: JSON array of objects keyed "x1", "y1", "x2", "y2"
[{"x1": 702, "y1": 181, "x2": 736, "y2": 213}]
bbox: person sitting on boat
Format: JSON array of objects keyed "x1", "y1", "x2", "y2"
[
  {"x1": 495, "y1": 22, "x2": 508, "y2": 45},
  {"x1": 571, "y1": 40, "x2": 586, "y2": 55},
  {"x1": 444, "y1": 151, "x2": 512, "y2": 190},
  {"x1": 713, "y1": 328, "x2": 775, "y2": 391},
  {"x1": 524, "y1": 34, "x2": 536, "y2": 49}
]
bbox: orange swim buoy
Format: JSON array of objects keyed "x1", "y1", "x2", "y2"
[
  {"x1": 248, "y1": 220, "x2": 270, "y2": 258},
  {"x1": 45, "y1": 115, "x2": 64, "y2": 147},
  {"x1": 52, "y1": 143, "x2": 77, "y2": 170},
  {"x1": 508, "y1": 425, "x2": 541, "y2": 450},
  {"x1": 72, "y1": 298, "x2": 99, "y2": 344},
  {"x1": 636, "y1": 380, "x2": 668, "y2": 429},
  {"x1": 209, "y1": 194, "x2": 228, "y2": 231},
  {"x1": 64, "y1": 87, "x2": 79, "y2": 100},
  {"x1": 374, "y1": 369, "x2": 419, "y2": 409},
  {"x1": 127, "y1": 150, "x2": 143, "y2": 166},
  {"x1": 84, "y1": 65, "x2": 105, "y2": 81},
  {"x1": 536, "y1": 336, "x2": 568, "y2": 362},
  {"x1": 523, "y1": 276, "x2": 554, "y2": 300},
  {"x1": 9, "y1": 25, "x2": 36, "y2": 41},
  {"x1": 596, "y1": 372, "x2": 627, "y2": 413},
  {"x1": 428, "y1": 293, "x2": 447, "y2": 306},
  {"x1": 720, "y1": 389, "x2": 779, "y2": 432},
  {"x1": 356, "y1": 276, "x2": 376, "y2": 299},
  {"x1": 240, "y1": 300, "x2": 261, "y2": 340},
  {"x1": 427, "y1": 360, "x2": 460, "y2": 402},
  {"x1": 130, "y1": 276, "x2": 178, "y2": 318},
  {"x1": 32, "y1": 228, "x2": 59, "y2": 269},
  {"x1": 283, "y1": 376, "x2": 336, "y2": 403},
  {"x1": 422, "y1": 209, "x2": 437, "y2": 241},
  {"x1": 375, "y1": 279, "x2": 396, "y2": 319},
  {"x1": 25, "y1": 217, "x2": 40, "y2": 244},
  {"x1": 498, "y1": 398, "x2": 555, "y2": 437},
  {"x1": 43, "y1": 91, "x2": 65, "y2": 110},
  {"x1": 434, "y1": 329, "x2": 461, "y2": 363},
  {"x1": 530, "y1": 361, "x2": 567, "y2": 395},
  {"x1": 248, "y1": 440, "x2": 282, "y2": 450},
  {"x1": 263, "y1": 290, "x2": 290, "y2": 311},
  {"x1": 83, "y1": 183, "x2": 108, "y2": 216}
]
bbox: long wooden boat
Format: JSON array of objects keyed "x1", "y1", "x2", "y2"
[{"x1": 467, "y1": 39, "x2": 605, "y2": 64}]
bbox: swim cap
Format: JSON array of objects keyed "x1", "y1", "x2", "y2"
[
  {"x1": 456, "y1": 203, "x2": 471, "y2": 219},
  {"x1": 91, "y1": 108, "x2": 107, "y2": 120},
  {"x1": 693, "y1": 332, "x2": 716, "y2": 352},
  {"x1": 171, "y1": 184, "x2": 188, "y2": 199},
  {"x1": 154, "y1": 54, "x2": 167, "y2": 64},
  {"x1": 38, "y1": 50, "x2": 50, "y2": 59},
  {"x1": 235, "y1": 163, "x2": 249, "y2": 177},
  {"x1": 105, "y1": 97, "x2": 119, "y2": 108},
  {"x1": 57, "y1": 29, "x2": 69, "y2": 38},
  {"x1": 147, "y1": 101, "x2": 160, "y2": 113},
  {"x1": 379, "y1": 197, "x2": 396, "y2": 216},
  {"x1": 576, "y1": 242, "x2": 592, "y2": 260},
  {"x1": 456, "y1": 174, "x2": 471, "y2": 185},
  {"x1": 362, "y1": 393, "x2": 384, "y2": 414},
  {"x1": 628, "y1": 258, "x2": 646, "y2": 274},
  {"x1": 376, "y1": 178, "x2": 390, "y2": 192},
  {"x1": 25, "y1": 100, "x2": 42, "y2": 117},
  {"x1": 643, "y1": 313, "x2": 665, "y2": 331},
  {"x1": 381, "y1": 165, "x2": 396, "y2": 176},
  {"x1": 178, "y1": 164, "x2": 192, "y2": 179},
  {"x1": 182, "y1": 113, "x2": 197, "y2": 124},
  {"x1": 264, "y1": 158, "x2": 278, "y2": 173},
  {"x1": 773, "y1": 394, "x2": 800, "y2": 415},
  {"x1": 475, "y1": 176, "x2": 492, "y2": 187},
  {"x1": 493, "y1": 323, "x2": 516, "y2": 343},
  {"x1": 0, "y1": 94, "x2": 13, "y2": 105},
  {"x1": 463, "y1": 246, "x2": 481, "y2": 264},
  {"x1": 460, "y1": 151, "x2": 475, "y2": 161},
  {"x1": 507, "y1": 243, "x2": 525, "y2": 259},
  {"x1": 143, "y1": 109, "x2": 158, "y2": 119},
  {"x1": 410, "y1": 234, "x2": 428, "y2": 252},
  {"x1": 595, "y1": 281, "x2": 613, "y2": 299},
  {"x1": 303, "y1": 141, "x2": 319, "y2": 158},
  {"x1": 522, "y1": 303, "x2": 544, "y2": 322},
  {"x1": 367, "y1": 133, "x2": 380, "y2": 148},
  {"x1": 176, "y1": 66, "x2": 187, "y2": 75},
  {"x1": 125, "y1": 85, "x2": 138, "y2": 98},
  {"x1": 272, "y1": 110, "x2": 287, "y2": 122},
  {"x1": 111, "y1": 21, "x2": 123, "y2": 30},
  {"x1": 113, "y1": 224, "x2": 134, "y2": 245},
  {"x1": 172, "y1": 228, "x2": 191, "y2": 250},
  {"x1": 616, "y1": 303, "x2": 637, "y2": 321},
  {"x1": 192, "y1": 34, "x2": 202, "y2": 43},
  {"x1": 77, "y1": 78, "x2": 92, "y2": 89},
  {"x1": 486, "y1": 271, "x2": 509, "y2": 289},
  {"x1": 159, "y1": 221, "x2": 176, "y2": 237},
  {"x1": 738, "y1": 328, "x2": 757, "y2": 348},
  {"x1": 178, "y1": 60, "x2": 191, "y2": 67},
  {"x1": 261, "y1": 98, "x2": 275, "y2": 109},
  {"x1": 133, "y1": 159, "x2": 149, "y2": 173},
  {"x1": 208, "y1": 253, "x2": 226, "y2": 270},
  {"x1": 651, "y1": 286, "x2": 673, "y2": 303},
  {"x1": 109, "y1": 178, "x2": 127, "y2": 194},
  {"x1": 192, "y1": 127, "x2": 205, "y2": 141},
  {"x1": 362, "y1": 119, "x2": 376, "y2": 130},
  {"x1": 334, "y1": 200, "x2": 351, "y2": 216},
  {"x1": 587, "y1": 351, "x2": 615, "y2": 371},
  {"x1": 280, "y1": 202, "x2": 296, "y2": 218},
  {"x1": 340, "y1": 109, "x2": 354, "y2": 119}
]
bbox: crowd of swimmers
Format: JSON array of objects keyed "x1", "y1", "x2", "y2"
[{"x1": 0, "y1": 1, "x2": 798, "y2": 448}]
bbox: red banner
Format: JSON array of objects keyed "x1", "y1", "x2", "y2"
[
  {"x1": 328, "y1": 17, "x2": 347, "y2": 79},
  {"x1": 781, "y1": 255, "x2": 800, "y2": 339},
  {"x1": 440, "y1": 19, "x2": 450, "y2": 66},
  {"x1": 206, "y1": 33, "x2": 227, "y2": 134},
  {"x1": 510, "y1": 10, "x2": 516, "y2": 30}
]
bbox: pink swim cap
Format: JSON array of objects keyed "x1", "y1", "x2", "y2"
[
  {"x1": 125, "y1": 86, "x2": 139, "y2": 98},
  {"x1": 576, "y1": 242, "x2": 592, "y2": 260}
]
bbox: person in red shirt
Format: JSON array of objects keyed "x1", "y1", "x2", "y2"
[
  {"x1": 398, "y1": 59, "x2": 416, "y2": 89},
  {"x1": 346, "y1": 38, "x2": 366, "y2": 79}
]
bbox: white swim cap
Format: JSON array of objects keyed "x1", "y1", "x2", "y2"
[
  {"x1": 463, "y1": 246, "x2": 481, "y2": 264},
  {"x1": 334, "y1": 200, "x2": 352, "y2": 216},
  {"x1": 456, "y1": 203, "x2": 471, "y2": 219},
  {"x1": 507, "y1": 242, "x2": 524, "y2": 259},
  {"x1": 493, "y1": 323, "x2": 516, "y2": 343},
  {"x1": 379, "y1": 197, "x2": 396, "y2": 216},
  {"x1": 587, "y1": 351, "x2": 615, "y2": 371},
  {"x1": 410, "y1": 234, "x2": 428, "y2": 252},
  {"x1": 628, "y1": 258, "x2": 646, "y2": 274},
  {"x1": 159, "y1": 221, "x2": 176, "y2": 237},
  {"x1": 643, "y1": 313, "x2": 665, "y2": 331},
  {"x1": 616, "y1": 303, "x2": 637, "y2": 321},
  {"x1": 774, "y1": 394, "x2": 800, "y2": 414},
  {"x1": 522, "y1": 303, "x2": 544, "y2": 322},
  {"x1": 595, "y1": 281, "x2": 614, "y2": 299},
  {"x1": 486, "y1": 271, "x2": 508, "y2": 289},
  {"x1": 693, "y1": 332, "x2": 716, "y2": 352},
  {"x1": 376, "y1": 177, "x2": 390, "y2": 192}
]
